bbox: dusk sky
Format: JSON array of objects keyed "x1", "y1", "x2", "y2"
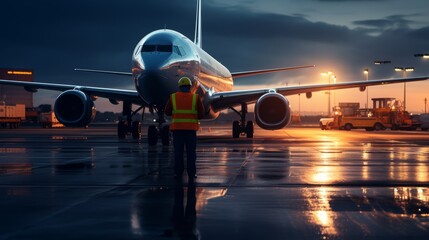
[{"x1": 1, "y1": 0, "x2": 428, "y2": 113}]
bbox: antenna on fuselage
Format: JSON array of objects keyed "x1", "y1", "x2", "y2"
[{"x1": 194, "y1": 0, "x2": 202, "y2": 48}]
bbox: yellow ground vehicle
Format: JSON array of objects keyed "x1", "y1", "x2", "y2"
[
  {"x1": 320, "y1": 98, "x2": 415, "y2": 131},
  {"x1": 39, "y1": 112, "x2": 64, "y2": 128}
]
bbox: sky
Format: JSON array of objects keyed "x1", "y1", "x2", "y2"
[{"x1": 0, "y1": 0, "x2": 428, "y2": 113}]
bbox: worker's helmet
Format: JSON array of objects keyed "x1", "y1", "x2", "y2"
[{"x1": 178, "y1": 77, "x2": 192, "y2": 87}]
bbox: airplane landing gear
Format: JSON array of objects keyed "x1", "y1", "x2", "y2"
[
  {"x1": 147, "y1": 107, "x2": 170, "y2": 146},
  {"x1": 117, "y1": 101, "x2": 143, "y2": 140},
  {"x1": 230, "y1": 103, "x2": 254, "y2": 138},
  {"x1": 117, "y1": 102, "x2": 170, "y2": 145}
]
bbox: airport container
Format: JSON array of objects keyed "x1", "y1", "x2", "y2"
[
  {"x1": 0, "y1": 104, "x2": 26, "y2": 128},
  {"x1": 3, "y1": 104, "x2": 25, "y2": 119},
  {"x1": 5, "y1": 106, "x2": 15, "y2": 118},
  {"x1": 0, "y1": 105, "x2": 5, "y2": 118},
  {"x1": 15, "y1": 104, "x2": 26, "y2": 120}
]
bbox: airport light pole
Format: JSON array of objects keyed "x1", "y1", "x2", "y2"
[
  {"x1": 321, "y1": 71, "x2": 333, "y2": 116},
  {"x1": 394, "y1": 67, "x2": 414, "y2": 111},
  {"x1": 415, "y1": 55, "x2": 428, "y2": 113},
  {"x1": 363, "y1": 69, "x2": 369, "y2": 109},
  {"x1": 425, "y1": 98, "x2": 427, "y2": 114},
  {"x1": 298, "y1": 82, "x2": 301, "y2": 119},
  {"x1": 332, "y1": 76, "x2": 337, "y2": 107}
]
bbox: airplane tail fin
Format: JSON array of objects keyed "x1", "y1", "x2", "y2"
[{"x1": 194, "y1": 0, "x2": 202, "y2": 48}]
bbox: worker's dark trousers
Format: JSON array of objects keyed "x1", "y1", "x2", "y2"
[{"x1": 172, "y1": 130, "x2": 197, "y2": 178}]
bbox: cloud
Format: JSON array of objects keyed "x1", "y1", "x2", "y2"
[{"x1": 353, "y1": 15, "x2": 416, "y2": 32}]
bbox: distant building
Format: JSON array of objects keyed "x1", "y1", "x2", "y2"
[{"x1": 0, "y1": 68, "x2": 34, "y2": 108}]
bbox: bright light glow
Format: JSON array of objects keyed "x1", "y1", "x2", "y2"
[
  {"x1": 405, "y1": 67, "x2": 414, "y2": 72},
  {"x1": 363, "y1": 69, "x2": 369, "y2": 74},
  {"x1": 415, "y1": 54, "x2": 429, "y2": 59},
  {"x1": 394, "y1": 67, "x2": 404, "y2": 72},
  {"x1": 321, "y1": 71, "x2": 333, "y2": 76},
  {"x1": 7, "y1": 71, "x2": 33, "y2": 75}
]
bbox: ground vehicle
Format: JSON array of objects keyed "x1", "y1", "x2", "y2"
[
  {"x1": 420, "y1": 114, "x2": 429, "y2": 131},
  {"x1": 0, "y1": 104, "x2": 25, "y2": 128},
  {"x1": 411, "y1": 114, "x2": 429, "y2": 131},
  {"x1": 320, "y1": 115, "x2": 384, "y2": 131},
  {"x1": 320, "y1": 98, "x2": 415, "y2": 131},
  {"x1": 39, "y1": 112, "x2": 63, "y2": 128}
]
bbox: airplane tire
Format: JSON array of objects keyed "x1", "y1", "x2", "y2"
[
  {"x1": 374, "y1": 123, "x2": 383, "y2": 131},
  {"x1": 161, "y1": 125, "x2": 170, "y2": 146},
  {"x1": 118, "y1": 121, "x2": 127, "y2": 139},
  {"x1": 232, "y1": 121, "x2": 240, "y2": 138},
  {"x1": 132, "y1": 121, "x2": 141, "y2": 139},
  {"x1": 245, "y1": 121, "x2": 254, "y2": 138},
  {"x1": 148, "y1": 126, "x2": 158, "y2": 146},
  {"x1": 344, "y1": 123, "x2": 352, "y2": 131}
]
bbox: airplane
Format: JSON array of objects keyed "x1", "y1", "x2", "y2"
[{"x1": 1, "y1": 0, "x2": 429, "y2": 146}]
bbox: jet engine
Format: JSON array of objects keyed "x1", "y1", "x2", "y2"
[
  {"x1": 254, "y1": 92, "x2": 291, "y2": 130},
  {"x1": 54, "y1": 90, "x2": 96, "y2": 127}
]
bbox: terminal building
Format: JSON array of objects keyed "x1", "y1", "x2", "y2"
[{"x1": 0, "y1": 68, "x2": 34, "y2": 108}]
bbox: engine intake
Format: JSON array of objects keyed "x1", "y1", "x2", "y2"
[
  {"x1": 254, "y1": 92, "x2": 291, "y2": 130},
  {"x1": 54, "y1": 90, "x2": 96, "y2": 127}
]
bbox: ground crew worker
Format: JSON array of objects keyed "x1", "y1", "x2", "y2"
[{"x1": 165, "y1": 77, "x2": 205, "y2": 181}]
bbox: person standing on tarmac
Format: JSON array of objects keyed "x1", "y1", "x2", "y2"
[{"x1": 165, "y1": 77, "x2": 205, "y2": 181}]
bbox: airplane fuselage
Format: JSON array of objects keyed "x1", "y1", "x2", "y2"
[{"x1": 132, "y1": 29, "x2": 232, "y2": 119}]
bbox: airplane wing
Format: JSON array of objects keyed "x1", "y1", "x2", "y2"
[
  {"x1": 74, "y1": 68, "x2": 133, "y2": 76},
  {"x1": 0, "y1": 79, "x2": 145, "y2": 105},
  {"x1": 210, "y1": 76, "x2": 429, "y2": 111},
  {"x1": 231, "y1": 65, "x2": 315, "y2": 78}
]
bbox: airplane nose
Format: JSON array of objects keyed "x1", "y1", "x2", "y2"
[
  {"x1": 141, "y1": 53, "x2": 171, "y2": 71},
  {"x1": 138, "y1": 45, "x2": 177, "y2": 105},
  {"x1": 138, "y1": 71, "x2": 176, "y2": 106}
]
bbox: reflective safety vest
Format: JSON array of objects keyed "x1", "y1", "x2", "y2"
[{"x1": 170, "y1": 92, "x2": 199, "y2": 131}]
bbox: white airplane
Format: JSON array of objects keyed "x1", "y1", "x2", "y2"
[{"x1": 1, "y1": 0, "x2": 428, "y2": 145}]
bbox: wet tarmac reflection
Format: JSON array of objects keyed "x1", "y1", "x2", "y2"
[{"x1": 1, "y1": 127, "x2": 429, "y2": 239}]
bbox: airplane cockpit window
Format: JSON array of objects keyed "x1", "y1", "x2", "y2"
[
  {"x1": 142, "y1": 45, "x2": 156, "y2": 52},
  {"x1": 173, "y1": 46, "x2": 182, "y2": 56},
  {"x1": 141, "y1": 44, "x2": 173, "y2": 53},
  {"x1": 157, "y1": 45, "x2": 173, "y2": 52}
]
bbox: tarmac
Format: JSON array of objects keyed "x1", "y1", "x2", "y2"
[{"x1": 0, "y1": 124, "x2": 428, "y2": 239}]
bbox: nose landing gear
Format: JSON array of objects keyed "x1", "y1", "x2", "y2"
[
  {"x1": 147, "y1": 108, "x2": 171, "y2": 146},
  {"x1": 117, "y1": 101, "x2": 143, "y2": 140},
  {"x1": 117, "y1": 102, "x2": 171, "y2": 146}
]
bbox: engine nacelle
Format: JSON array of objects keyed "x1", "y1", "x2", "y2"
[
  {"x1": 359, "y1": 86, "x2": 366, "y2": 92},
  {"x1": 54, "y1": 90, "x2": 96, "y2": 127},
  {"x1": 254, "y1": 92, "x2": 292, "y2": 130}
]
